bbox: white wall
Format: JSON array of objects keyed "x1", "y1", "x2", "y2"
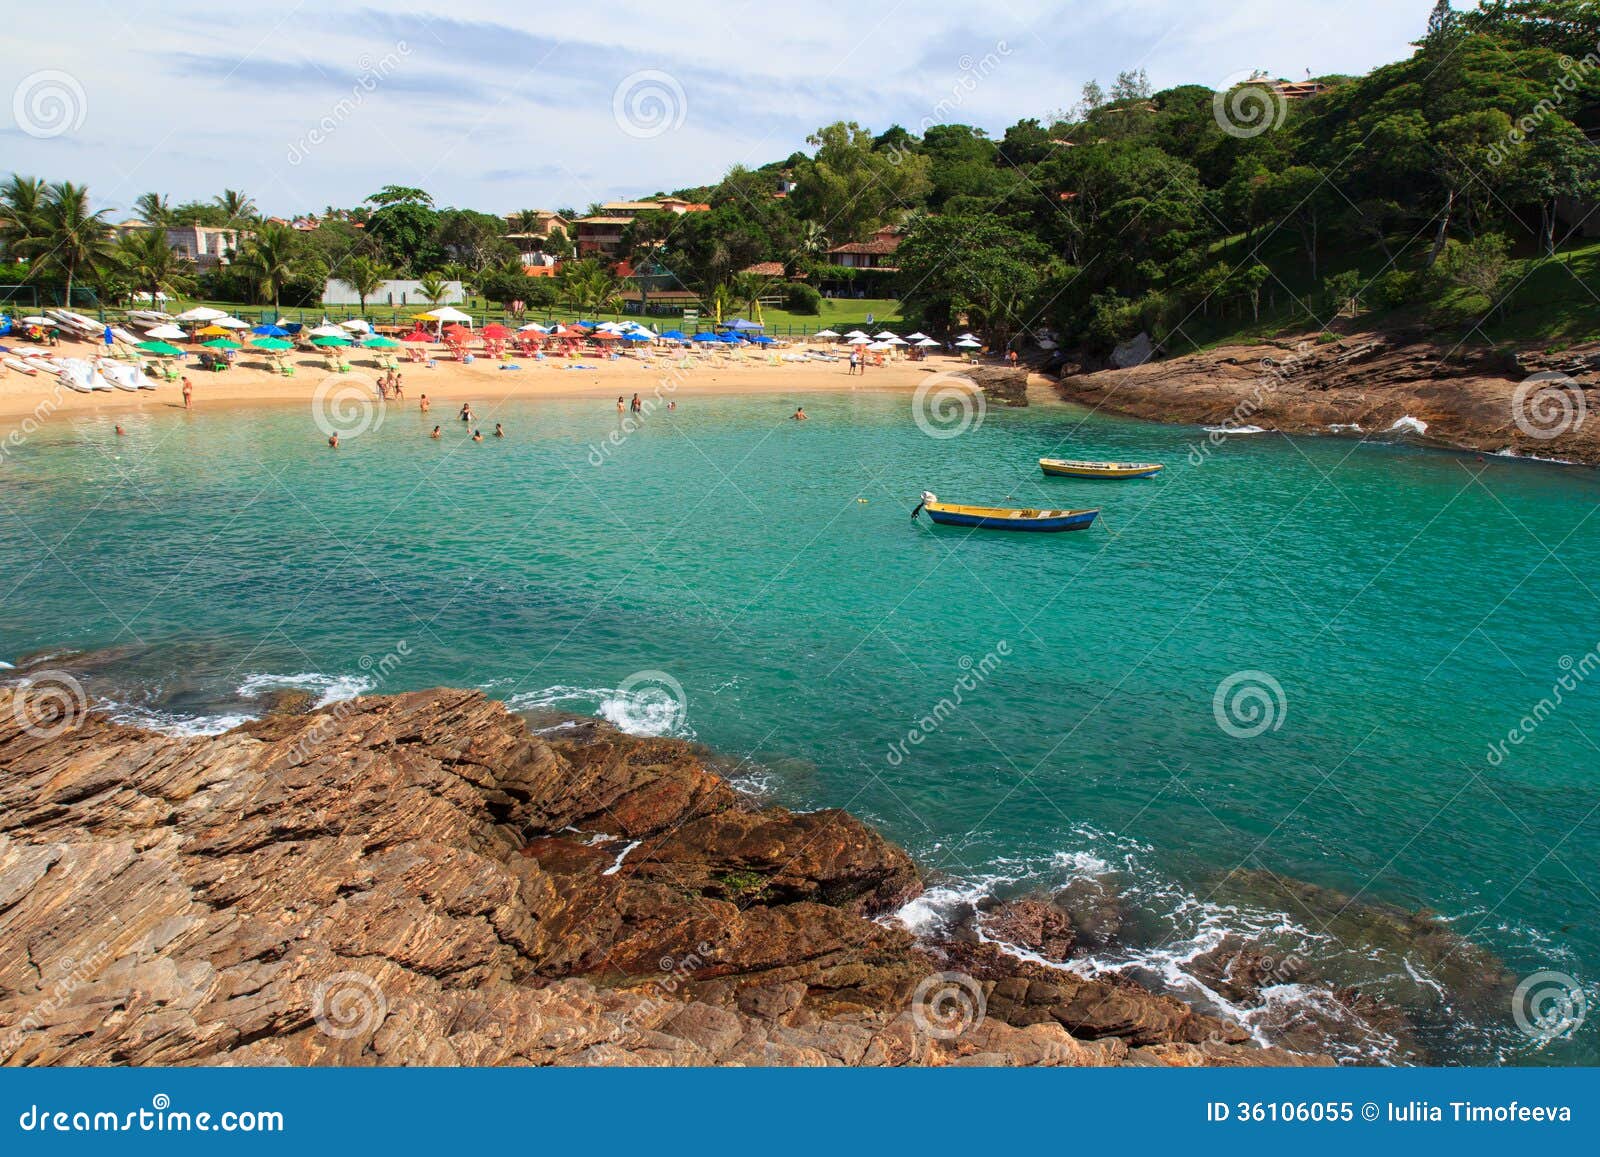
[{"x1": 321, "y1": 279, "x2": 465, "y2": 307}]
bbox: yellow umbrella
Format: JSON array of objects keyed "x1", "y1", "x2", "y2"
[{"x1": 196, "y1": 324, "x2": 233, "y2": 337}]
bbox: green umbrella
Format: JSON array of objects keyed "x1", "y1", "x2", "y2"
[
  {"x1": 135, "y1": 340, "x2": 183, "y2": 357},
  {"x1": 311, "y1": 335, "x2": 352, "y2": 348},
  {"x1": 251, "y1": 337, "x2": 294, "y2": 351},
  {"x1": 202, "y1": 338, "x2": 242, "y2": 350},
  {"x1": 363, "y1": 336, "x2": 400, "y2": 349}
]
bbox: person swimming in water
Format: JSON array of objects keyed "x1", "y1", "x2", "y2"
[
  {"x1": 471, "y1": 429, "x2": 484, "y2": 442},
  {"x1": 459, "y1": 403, "x2": 473, "y2": 423},
  {"x1": 494, "y1": 423, "x2": 505, "y2": 438},
  {"x1": 791, "y1": 406, "x2": 808, "y2": 420},
  {"x1": 328, "y1": 433, "x2": 340, "y2": 448},
  {"x1": 617, "y1": 396, "x2": 625, "y2": 415},
  {"x1": 420, "y1": 394, "x2": 430, "y2": 412},
  {"x1": 430, "y1": 425, "x2": 442, "y2": 439},
  {"x1": 630, "y1": 393, "x2": 642, "y2": 414},
  {"x1": 114, "y1": 424, "x2": 125, "y2": 436}
]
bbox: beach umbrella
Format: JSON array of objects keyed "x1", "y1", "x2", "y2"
[
  {"x1": 401, "y1": 331, "x2": 432, "y2": 343},
  {"x1": 310, "y1": 335, "x2": 351, "y2": 348},
  {"x1": 717, "y1": 333, "x2": 742, "y2": 343},
  {"x1": 144, "y1": 324, "x2": 189, "y2": 340},
  {"x1": 905, "y1": 331, "x2": 929, "y2": 341},
  {"x1": 339, "y1": 319, "x2": 372, "y2": 333},
  {"x1": 424, "y1": 306, "x2": 473, "y2": 325},
  {"x1": 622, "y1": 332, "x2": 651, "y2": 342},
  {"x1": 721, "y1": 317, "x2": 764, "y2": 331},
  {"x1": 955, "y1": 338, "x2": 982, "y2": 349},
  {"x1": 813, "y1": 329, "x2": 841, "y2": 339},
  {"x1": 174, "y1": 306, "x2": 227, "y2": 322},
  {"x1": 867, "y1": 341, "x2": 892, "y2": 351},
  {"x1": 751, "y1": 335, "x2": 776, "y2": 344},
  {"x1": 956, "y1": 332, "x2": 980, "y2": 341},
  {"x1": 481, "y1": 323, "x2": 512, "y2": 339},
  {"x1": 589, "y1": 331, "x2": 622, "y2": 342},
  {"x1": 518, "y1": 322, "x2": 550, "y2": 333},
  {"x1": 251, "y1": 324, "x2": 289, "y2": 337},
  {"x1": 196, "y1": 324, "x2": 235, "y2": 337},
  {"x1": 213, "y1": 316, "x2": 250, "y2": 329},
  {"x1": 306, "y1": 324, "x2": 347, "y2": 338},
  {"x1": 201, "y1": 338, "x2": 241, "y2": 350},
  {"x1": 847, "y1": 335, "x2": 872, "y2": 345},
  {"x1": 873, "y1": 330, "x2": 898, "y2": 340},
  {"x1": 844, "y1": 329, "x2": 869, "y2": 339},
  {"x1": 660, "y1": 329, "x2": 689, "y2": 341},
  {"x1": 886, "y1": 336, "x2": 908, "y2": 345},
  {"x1": 915, "y1": 337, "x2": 940, "y2": 348},
  {"x1": 691, "y1": 333, "x2": 720, "y2": 342},
  {"x1": 251, "y1": 337, "x2": 294, "y2": 351},
  {"x1": 135, "y1": 340, "x2": 183, "y2": 357},
  {"x1": 364, "y1": 335, "x2": 400, "y2": 349}
]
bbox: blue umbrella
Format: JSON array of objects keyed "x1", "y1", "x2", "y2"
[
  {"x1": 720, "y1": 317, "x2": 764, "y2": 331},
  {"x1": 623, "y1": 332, "x2": 651, "y2": 342},
  {"x1": 253, "y1": 324, "x2": 289, "y2": 337},
  {"x1": 691, "y1": 332, "x2": 719, "y2": 342},
  {"x1": 751, "y1": 335, "x2": 776, "y2": 344},
  {"x1": 717, "y1": 333, "x2": 741, "y2": 343},
  {"x1": 660, "y1": 329, "x2": 689, "y2": 341}
]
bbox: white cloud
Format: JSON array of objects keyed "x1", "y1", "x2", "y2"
[{"x1": 0, "y1": 0, "x2": 1448, "y2": 216}]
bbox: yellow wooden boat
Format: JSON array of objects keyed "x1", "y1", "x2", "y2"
[
  {"x1": 913, "y1": 493, "x2": 1099, "y2": 532},
  {"x1": 1039, "y1": 458, "x2": 1164, "y2": 479}
]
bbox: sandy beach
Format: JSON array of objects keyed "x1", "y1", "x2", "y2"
[{"x1": 0, "y1": 336, "x2": 974, "y2": 423}]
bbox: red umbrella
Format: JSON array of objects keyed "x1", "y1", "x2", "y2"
[
  {"x1": 442, "y1": 324, "x2": 472, "y2": 339},
  {"x1": 481, "y1": 323, "x2": 511, "y2": 339},
  {"x1": 401, "y1": 331, "x2": 432, "y2": 343},
  {"x1": 588, "y1": 330, "x2": 622, "y2": 341}
]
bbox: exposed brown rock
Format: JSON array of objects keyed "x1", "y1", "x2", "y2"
[
  {"x1": 0, "y1": 688, "x2": 1319, "y2": 1067},
  {"x1": 1056, "y1": 329, "x2": 1600, "y2": 465}
]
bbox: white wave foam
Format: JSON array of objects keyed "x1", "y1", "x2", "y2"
[
  {"x1": 237, "y1": 672, "x2": 374, "y2": 708},
  {"x1": 0, "y1": 660, "x2": 12, "y2": 669},
  {"x1": 1388, "y1": 415, "x2": 1428, "y2": 436},
  {"x1": 103, "y1": 704, "x2": 256, "y2": 737},
  {"x1": 1203, "y1": 424, "x2": 1267, "y2": 434},
  {"x1": 1328, "y1": 423, "x2": 1362, "y2": 432},
  {"x1": 506, "y1": 684, "x2": 694, "y2": 738},
  {"x1": 1492, "y1": 447, "x2": 1578, "y2": 466}
]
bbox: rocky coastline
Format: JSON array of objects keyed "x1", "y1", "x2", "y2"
[
  {"x1": 1051, "y1": 328, "x2": 1600, "y2": 467},
  {"x1": 0, "y1": 685, "x2": 1327, "y2": 1068}
]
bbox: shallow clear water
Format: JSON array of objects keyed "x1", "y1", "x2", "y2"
[{"x1": 2, "y1": 388, "x2": 1597, "y2": 1064}]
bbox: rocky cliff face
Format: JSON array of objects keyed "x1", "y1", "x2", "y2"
[
  {"x1": 1055, "y1": 329, "x2": 1600, "y2": 466},
  {"x1": 0, "y1": 688, "x2": 1321, "y2": 1067}
]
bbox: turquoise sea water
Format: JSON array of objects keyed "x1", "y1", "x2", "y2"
[{"x1": 2, "y1": 387, "x2": 1597, "y2": 1065}]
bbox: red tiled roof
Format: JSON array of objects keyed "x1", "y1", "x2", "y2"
[
  {"x1": 827, "y1": 237, "x2": 900, "y2": 256},
  {"x1": 741, "y1": 261, "x2": 786, "y2": 277}
]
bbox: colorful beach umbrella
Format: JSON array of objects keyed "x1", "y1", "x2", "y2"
[
  {"x1": 251, "y1": 337, "x2": 294, "y2": 351},
  {"x1": 252, "y1": 324, "x2": 289, "y2": 337},
  {"x1": 135, "y1": 340, "x2": 183, "y2": 356},
  {"x1": 401, "y1": 331, "x2": 432, "y2": 343},
  {"x1": 311, "y1": 335, "x2": 351, "y2": 348},
  {"x1": 201, "y1": 338, "x2": 241, "y2": 350},
  {"x1": 364, "y1": 335, "x2": 400, "y2": 349},
  {"x1": 480, "y1": 324, "x2": 511, "y2": 339},
  {"x1": 196, "y1": 324, "x2": 234, "y2": 337}
]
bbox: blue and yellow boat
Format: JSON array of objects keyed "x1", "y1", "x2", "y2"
[
  {"x1": 1039, "y1": 458, "x2": 1164, "y2": 479},
  {"x1": 913, "y1": 492, "x2": 1099, "y2": 533}
]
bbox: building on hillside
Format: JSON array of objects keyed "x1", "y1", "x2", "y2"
[
  {"x1": 321, "y1": 278, "x2": 465, "y2": 307},
  {"x1": 574, "y1": 198, "x2": 711, "y2": 259},
  {"x1": 824, "y1": 225, "x2": 902, "y2": 271},
  {"x1": 112, "y1": 221, "x2": 250, "y2": 269},
  {"x1": 741, "y1": 261, "x2": 788, "y2": 278},
  {"x1": 503, "y1": 210, "x2": 571, "y2": 262},
  {"x1": 1269, "y1": 78, "x2": 1327, "y2": 100}
]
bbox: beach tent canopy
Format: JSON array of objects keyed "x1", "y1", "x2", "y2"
[
  {"x1": 813, "y1": 329, "x2": 841, "y2": 338},
  {"x1": 720, "y1": 317, "x2": 764, "y2": 331},
  {"x1": 251, "y1": 324, "x2": 289, "y2": 337},
  {"x1": 589, "y1": 331, "x2": 622, "y2": 341},
  {"x1": 867, "y1": 341, "x2": 892, "y2": 351},
  {"x1": 251, "y1": 337, "x2": 294, "y2": 351},
  {"x1": 422, "y1": 307, "x2": 473, "y2": 324},
  {"x1": 174, "y1": 306, "x2": 227, "y2": 322},
  {"x1": 196, "y1": 324, "x2": 235, "y2": 337},
  {"x1": 135, "y1": 340, "x2": 183, "y2": 356},
  {"x1": 144, "y1": 324, "x2": 189, "y2": 340},
  {"x1": 622, "y1": 332, "x2": 651, "y2": 342}
]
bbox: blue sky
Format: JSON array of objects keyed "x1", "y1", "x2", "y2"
[{"x1": 2, "y1": 0, "x2": 1458, "y2": 219}]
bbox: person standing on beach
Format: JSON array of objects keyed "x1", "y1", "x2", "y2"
[
  {"x1": 181, "y1": 376, "x2": 193, "y2": 409},
  {"x1": 395, "y1": 374, "x2": 404, "y2": 400}
]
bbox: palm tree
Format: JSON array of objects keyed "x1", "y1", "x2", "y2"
[
  {"x1": 213, "y1": 188, "x2": 257, "y2": 227},
  {"x1": 239, "y1": 223, "x2": 299, "y2": 312},
  {"x1": 35, "y1": 183, "x2": 117, "y2": 307},
  {"x1": 0, "y1": 175, "x2": 48, "y2": 258},
  {"x1": 417, "y1": 274, "x2": 448, "y2": 307},
  {"x1": 133, "y1": 192, "x2": 173, "y2": 228},
  {"x1": 707, "y1": 282, "x2": 737, "y2": 325},
  {"x1": 730, "y1": 271, "x2": 768, "y2": 324},
  {"x1": 117, "y1": 227, "x2": 193, "y2": 304},
  {"x1": 340, "y1": 254, "x2": 391, "y2": 315},
  {"x1": 510, "y1": 209, "x2": 542, "y2": 235}
]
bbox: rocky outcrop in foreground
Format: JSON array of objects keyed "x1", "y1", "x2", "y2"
[
  {"x1": 0, "y1": 688, "x2": 1320, "y2": 1066},
  {"x1": 1056, "y1": 329, "x2": 1599, "y2": 465}
]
